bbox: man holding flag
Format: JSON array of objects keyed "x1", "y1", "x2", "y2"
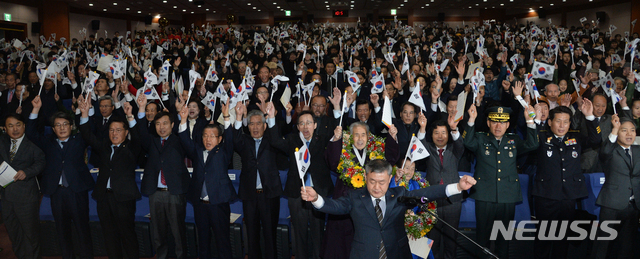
[
  {"x1": 463, "y1": 104, "x2": 539, "y2": 259},
  {"x1": 266, "y1": 103, "x2": 333, "y2": 259}
]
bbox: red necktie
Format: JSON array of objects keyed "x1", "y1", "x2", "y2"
[
  {"x1": 161, "y1": 139, "x2": 166, "y2": 185},
  {"x1": 438, "y1": 149, "x2": 444, "y2": 185}
]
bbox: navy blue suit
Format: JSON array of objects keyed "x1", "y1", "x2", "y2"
[
  {"x1": 318, "y1": 185, "x2": 449, "y2": 259},
  {"x1": 27, "y1": 116, "x2": 95, "y2": 259},
  {"x1": 179, "y1": 123, "x2": 236, "y2": 259}
]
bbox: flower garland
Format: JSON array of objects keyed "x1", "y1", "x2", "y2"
[
  {"x1": 337, "y1": 130, "x2": 386, "y2": 188},
  {"x1": 392, "y1": 167, "x2": 438, "y2": 240}
]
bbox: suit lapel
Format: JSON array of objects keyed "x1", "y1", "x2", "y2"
[
  {"x1": 383, "y1": 189, "x2": 397, "y2": 227},
  {"x1": 616, "y1": 147, "x2": 633, "y2": 169},
  {"x1": 361, "y1": 191, "x2": 379, "y2": 227}
]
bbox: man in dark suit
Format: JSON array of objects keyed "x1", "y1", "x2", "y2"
[
  {"x1": 0, "y1": 73, "x2": 21, "y2": 123},
  {"x1": 418, "y1": 115, "x2": 465, "y2": 259},
  {"x1": 135, "y1": 95, "x2": 189, "y2": 259},
  {"x1": 27, "y1": 96, "x2": 95, "y2": 259},
  {"x1": 232, "y1": 104, "x2": 283, "y2": 259},
  {"x1": 178, "y1": 101, "x2": 236, "y2": 259},
  {"x1": 0, "y1": 113, "x2": 46, "y2": 259},
  {"x1": 591, "y1": 115, "x2": 640, "y2": 259},
  {"x1": 88, "y1": 95, "x2": 119, "y2": 166},
  {"x1": 394, "y1": 102, "x2": 421, "y2": 166},
  {"x1": 577, "y1": 93, "x2": 611, "y2": 173},
  {"x1": 533, "y1": 102, "x2": 601, "y2": 259},
  {"x1": 310, "y1": 95, "x2": 337, "y2": 139},
  {"x1": 78, "y1": 97, "x2": 142, "y2": 259},
  {"x1": 266, "y1": 103, "x2": 333, "y2": 259},
  {"x1": 463, "y1": 105, "x2": 539, "y2": 259},
  {"x1": 300, "y1": 159, "x2": 476, "y2": 258}
]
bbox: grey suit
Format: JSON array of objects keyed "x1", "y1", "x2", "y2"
[
  {"x1": 0, "y1": 134, "x2": 46, "y2": 259},
  {"x1": 422, "y1": 135, "x2": 464, "y2": 259},
  {"x1": 591, "y1": 136, "x2": 640, "y2": 259}
]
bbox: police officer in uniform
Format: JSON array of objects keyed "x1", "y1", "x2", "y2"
[
  {"x1": 463, "y1": 104, "x2": 539, "y2": 259},
  {"x1": 533, "y1": 102, "x2": 601, "y2": 259}
]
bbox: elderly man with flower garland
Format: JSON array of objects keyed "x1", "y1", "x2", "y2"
[
  {"x1": 463, "y1": 104, "x2": 539, "y2": 259},
  {"x1": 321, "y1": 121, "x2": 400, "y2": 259},
  {"x1": 301, "y1": 159, "x2": 476, "y2": 259}
]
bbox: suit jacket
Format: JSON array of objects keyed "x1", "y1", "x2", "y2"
[
  {"x1": 318, "y1": 185, "x2": 449, "y2": 259},
  {"x1": 463, "y1": 123, "x2": 539, "y2": 203},
  {"x1": 137, "y1": 122, "x2": 189, "y2": 196},
  {"x1": 179, "y1": 124, "x2": 237, "y2": 204},
  {"x1": 268, "y1": 121, "x2": 334, "y2": 198},
  {"x1": 596, "y1": 137, "x2": 640, "y2": 210},
  {"x1": 232, "y1": 126, "x2": 283, "y2": 200},
  {"x1": 422, "y1": 135, "x2": 465, "y2": 205},
  {"x1": 26, "y1": 118, "x2": 94, "y2": 195},
  {"x1": 532, "y1": 119, "x2": 601, "y2": 200},
  {"x1": 0, "y1": 134, "x2": 45, "y2": 203},
  {"x1": 394, "y1": 119, "x2": 421, "y2": 164},
  {"x1": 576, "y1": 112, "x2": 611, "y2": 173},
  {"x1": 79, "y1": 121, "x2": 142, "y2": 202}
]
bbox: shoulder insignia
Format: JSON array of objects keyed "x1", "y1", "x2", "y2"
[
  {"x1": 568, "y1": 130, "x2": 580, "y2": 133},
  {"x1": 596, "y1": 126, "x2": 601, "y2": 134}
]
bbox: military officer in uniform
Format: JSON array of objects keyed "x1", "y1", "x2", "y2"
[
  {"x1": 533, "y1": 102, "x2": 601, "y2": 259},
  {"x1": 463, "y1": 104, "x2": 539, "y2": 259}
]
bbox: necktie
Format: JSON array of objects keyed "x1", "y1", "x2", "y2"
[
  {"x1": 625, "y1": 148, "x2": 632, "y2": 166},
  {"x1": 103, "y1": 118, "x2": 108, "y2": 126},
  {"x1": 60, "y1": 141, "x2": 69, "y2": 187},
  {"x1": 595, "y1": 117, "x2": 600, "y2": 125},
  {"x1": 304, "y1": 141, "x2": 312, "y2": 186},
  {"x1": 8, "y1": 90, "x2": 13, "y2": 103},
  {"x1": 9, "y1": 139, "x2": 17, "y2": 162},
  {"x1": 438, "y1": 149, "x2": 445, "y2": 184},
  {"x1": 255, "y1": 139, "x2": 262, "y2": 188},
  {"x1": 375, "y1": 198, "x2": 387, "y2": 259},
  {"x1": 160, "y1": 139, "x2": 166, "y2": 185}
]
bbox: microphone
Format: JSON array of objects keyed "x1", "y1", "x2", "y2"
[{"x1": 397, "y1": 196, "x2": 430, "y2": 204}]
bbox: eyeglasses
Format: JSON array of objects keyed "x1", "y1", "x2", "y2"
[
  {"x1": 109, "y1": 128, "x2": 125, "y2": 133},
  {"x1": 298, "y1": 121, "x2": 314, "y2": 127},
  {"x1": 54, "y1": 122, "x2": 70, "y2": 128},
  {"x1": 402, "y1": 111, "x2": 415, "y2": 115}
]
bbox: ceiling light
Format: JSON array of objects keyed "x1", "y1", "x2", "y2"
[
  {"x1": 475, "y1": 3, "x2": 479, "y2": 6},
  {"x1": 400, "y1": 4, "x2": 404, "y2": 6},
  {"x1": 421, "y1": 6, "x2": 424, "y2": 8},
  {"x1": 163, "y1": 0, "x2": 167, "y2": 2},
  {"x1": 253, "y1": 6, "x2": 256, "y2": 9},
  {"x1": 273, "y1": 2, "x2": 277, "y2": 4},
  {"x1": 483, "y1": 0, "x2": 487, "y2": 2},
  {"x1": 258, "y1": 9, "x2": 261, "y2": 11},
  {"x1": 183, "y1": 9, "x2": 186, "y2": 12},
  {"x1": 103, "y1": 8, "x2": 107, "y2": 11},
  {"x1": 248, "y1": 3, "x2": 251, "y2": 5},
  {"x1": 500, "y1": 3, "x2": 503, "y2": 6},
  {"x1": 539, "y1": 6, "x2": 543, "y2": 8},
  {"x1": 191, "y1": 11, "x2": 194, "y2": 13},
  {"x1": 198, "y1": 5, "x2": 201, "y2": 8},
  {"x1": 174, "y1": 6, "x2": 177, "y2": 8},
  {"x1": 138, "y1": 10, "x2": 142, "y2": 13},
  {"x1": 155, "y1": 15, "x2": 161, "y2": 18},
  {"x1": 206, "y1": 8, "x2": 209, "y2": 11},
  {"x1": 277, "y1": 6, "x2": 280, "y2": 8},
  {"x1": 113, "y1": 2, "x2": 117, "y2": 5},
  {"x1": 89, "y1": 3, "x2": 93, "y2": 6},
  {"x1": 550, "y1": 3, "x2": 554, "y2": 6},
  {"x1": 126, "y1": 7, "x2": 130, "y2": 10},
  {"x1": 529, "y1": 9, "x2": 535, "y2": 12}
]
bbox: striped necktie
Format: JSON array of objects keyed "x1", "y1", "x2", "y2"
[{"x1": 375, "y1": 198, "x2": 387, "y2": 259}]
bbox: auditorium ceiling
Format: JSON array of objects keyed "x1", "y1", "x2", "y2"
[{"x1": 60, "y1": 0, "x2": 616, "y2": 17}]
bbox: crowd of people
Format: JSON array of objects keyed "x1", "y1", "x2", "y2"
[{"x1": 0, "y1": 16, "x2": 639, "y2": 259}]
